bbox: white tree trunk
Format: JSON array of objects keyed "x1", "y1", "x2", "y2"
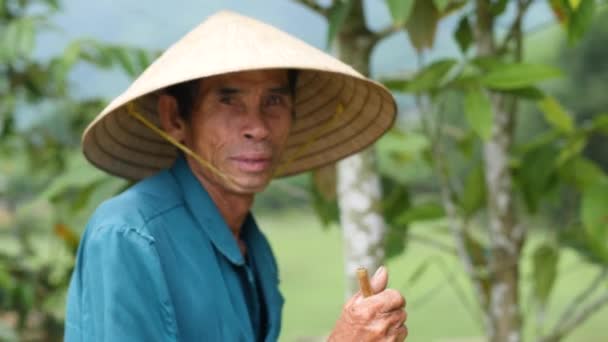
[
  {"x1": 337, "y1": 148, "x2": 386, "y2": 296},
  {"x1": 474, "y1": 1, "x2": 523, "y2": 341},
  {"x1": 335, "y1": 1, "x2": 387, "y2": 297}
]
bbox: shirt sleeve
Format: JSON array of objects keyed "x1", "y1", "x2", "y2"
[{"x1": 70, "y1": 225, "x2": 178, "y2": 342}]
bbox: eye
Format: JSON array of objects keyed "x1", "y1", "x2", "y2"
[
  {"x1": 265, "y1": 95, "x2": 284, "y2": 107},
  {"x1": 219, "y1": 96, "x2": 234, "y2": 105}
]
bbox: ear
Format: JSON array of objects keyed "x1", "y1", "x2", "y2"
[{"x1": 158, "y1": 94, "x2": 187, "y2": 143}]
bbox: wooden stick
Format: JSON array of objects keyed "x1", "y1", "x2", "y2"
[{"x1": 357, "y1": 267, "x2": 373, "y2": 298}]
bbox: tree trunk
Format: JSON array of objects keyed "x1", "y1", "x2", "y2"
[
  {"x1": 335, "y1": 0, "x2": 387, "y2": 297},
  {"x1": 474, "y1": 1, "x2": 524, "y2": 341}
]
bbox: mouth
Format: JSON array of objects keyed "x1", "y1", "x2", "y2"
[{"x1": 230, "y1": 155, "x2": 273, "y2": 173}]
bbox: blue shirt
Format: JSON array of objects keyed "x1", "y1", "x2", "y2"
[{"x1": 64, "y1": 156, "x2": 284, "y2": 341}]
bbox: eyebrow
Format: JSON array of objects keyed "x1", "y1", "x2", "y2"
[
  {"x1": 268, "y1": 86, "x2": 291, "y2": 95},
  {"x1": 217, "y1": 87, "x2": 240, "y2": 96}
]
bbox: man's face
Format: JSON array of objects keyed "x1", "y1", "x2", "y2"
[{"x1": 183, "y1": 70, "x2": 293, "y2": 194}]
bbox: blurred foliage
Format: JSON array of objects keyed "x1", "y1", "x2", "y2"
[
  {"x1": 376, "y1": 0, "x2": 608, "y2": 340},
  {"x1": 0, "y1": 0, "x2": 154, "y2": 339},
  {"x1": 281, "y1": 0, "x2": 608, "y2": 340},
  {"x1": 558, "y1": 8, "x2": 608, "y2": 173}
]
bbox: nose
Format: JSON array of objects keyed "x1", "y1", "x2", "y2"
[{"x1": 242, "y1": 106, "x2": 270, "y2": 141}]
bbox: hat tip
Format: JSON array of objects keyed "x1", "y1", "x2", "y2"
[{"x1": 208, "y1": 9, "x2": 245, "y2": 19}]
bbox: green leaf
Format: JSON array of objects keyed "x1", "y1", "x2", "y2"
[
  {"x1": 44, "y1": 0, "x2": 60, "y2": 10},
  {"x1": 470, "y1": 56, "x2": 505, "y2": 72},
  {"x1": 63, "y1": 41, "x2": 83, "y2": 69},
  {"x1": 515, "y1": 144, "x2": 559, "y2": 213},
  {"x1": 460, "y1": 162, "x2": 486, "y2": 218},
  {"x1": 385, "y1": 224, "x2": 408, "y2": 259},
  {"x1": 405, "y1": 0, "x2": 440, "y2": 51},
  {"x1": 0, "y1": 17, "x2": 39, "y2": 61},
  {"x1": 40, "y1": 153, "x2": 108, "y2": 201},
  {"x1": 538, "y1": 96, "x2": 574, "y2": 134},
  {"x1": 309, "y1": 174, "x2": 340, "y2": 228},
  {"x1": 456, "y1": 130, "x2": 476, "y2": 157},
  {"x1": 581, "y1": 180, "x2": 608, "y2": 249},
  {"x1": 326, "y1": 0, "x2": 353, "y2": 49},
  {"x1": 567, "y1": 0, "x2": 595, "y2": 44},
  {"x1": 591, "y1": 113, "x2": 608, "y2": 135},
  {"x1": 532, "y1": 243, "x2": 559, "y2": 307},
  {"x1": 406, "y1": 258, "x2": 432, "y2": 288},
  {"x1": 454, "y1": 16, "x2": 473, "y2": 54},
  {"x1": 464, "y1": 231, "x2": 487, "y2": 272},
  {"x1": 559, "y1": 157, "x2": 606, "y2": 191},
  {"x1": 386, "y1": 0, "x2": 415, "y2": 26},
  {"x1": 397, "y1": 201, "x2": 444, "y2": 225},
  {"x1": 110, "y1": 47, "x2": 137, "y2": 78},
  {"x1": 556, "y1": 135, "x2": 586, "y2": 166},
  {"x1": 135, "y1": 49, "x2": 152, "y2": 72},
  {"x1": 407, "y1": 59, "x2": 458, "y2": 93},
  {"x1": 548, "y1": 0, "x2": 569, "y2": 24},
  {"x1": 433, "y1": 0, "x2": 450, "y2": 12},
  {"x1": 464, "y1": 86, "x2": 493, "y2": 140},
  {"x1": 381, "y1": 78, "x2": 410, "y2": 92},
  {"x1": 0, "y1": 95, "x2": 15, "y2": 138},
  {"x1": 16, "y1": 17, "x2": 36, "y2": 58},
  {"x1": 1, "y1": 19, "x2": 20, "y2": 62},
  {"x1": 382, "y1": 177, "x2": 411, "y2": 259},
  {"x1": 490, "y1": 0, "x2": 509, "y2": 16},
  {"x1": 312, "y1": 164, "x2": 336, "y2": 201},
  {"x1": 480, "y1": 63, "x2": 562, "y2": 90},
  {"x1": 498, "y1": 86, "x2": 545, "y2": 100}
]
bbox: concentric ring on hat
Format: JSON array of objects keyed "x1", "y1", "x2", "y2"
[{"x1": 81, "y1": 10, "x2": 396, "y2": 180}]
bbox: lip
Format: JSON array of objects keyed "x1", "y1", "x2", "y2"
[{"x1": 230, "y1": 155, "x2": 273, "y2": 173}]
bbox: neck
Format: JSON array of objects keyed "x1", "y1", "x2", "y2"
[{"x1": 186, "y1": 161, "x2": 253, "y2": 240}]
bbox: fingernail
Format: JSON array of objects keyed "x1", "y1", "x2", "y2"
[{"x1": 374, "y1": 266, "x2": 385, "y2": 277}]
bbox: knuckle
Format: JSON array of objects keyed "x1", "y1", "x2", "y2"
[
  {"x1": 350, "y1": 304, "x2": 373, "y2": 321},
  {"x1": 369, "y1": 324, "x2": 384, "y2": 336},
  {"x1": 385, "y1": 289, "x2": 406, "y2": 307},
  {"x1": 397, "y1": 311, "x2": 407, "y2": 325},
  {"x1": 400, "y1": 324, "x2": 409, "y2": 339},
  {"x1": 396, "y1": 309, "x2": 407, "y2": 323}
]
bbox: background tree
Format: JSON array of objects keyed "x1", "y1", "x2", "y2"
[
  {"x1": 0, "y1": 0, "x2": 153, "y2": 339},
  {"x1": 381, "y1": 0, "x2": 608, "y2": 341},
  {"x1": 298, "y1": 0, "x2": 608, "y2": 341}
]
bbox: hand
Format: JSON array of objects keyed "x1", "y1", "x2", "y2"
[{"x1": 328, "y1": 266, "x2": 408, "y2": 342}]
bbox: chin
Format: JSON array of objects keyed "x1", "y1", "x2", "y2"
[{"x1": 229, "y1": 175, "x2": 272, "y2": 194}]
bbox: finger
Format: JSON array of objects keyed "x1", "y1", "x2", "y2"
[
  {"x1": 370, "y1": 266, "x2": 388, "y2": 294},
  {"x1": 370, "y1": 289, "x2": 405, "y2": 313},
  {"x1": 382, "y1": 309, "x2": 406, "y2": 332},
  {"x1": 350, "y1": 290, "x2": 364, "y2": 305},
  {"x1": 393, "y1": 325, "x2": 408, "y2": 341}
]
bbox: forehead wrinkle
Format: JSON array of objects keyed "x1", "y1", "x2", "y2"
[{"x1": 199, "y1": 71, "x2": 289, "y2": 98}]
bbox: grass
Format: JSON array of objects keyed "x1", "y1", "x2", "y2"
[{"x1": 256, "y1": 208, "x2": 608, "y2": 342}]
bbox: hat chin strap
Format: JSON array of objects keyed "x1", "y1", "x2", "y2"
[
  {"x1": 127, "y1": 101, "x2": 344, "y2": 182},
  {"x1": 126, "y1": 102, "x2": 238, "y2": 188}
]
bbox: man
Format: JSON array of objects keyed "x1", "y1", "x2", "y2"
[{"x1": 65, "y1": 11, "x2": 407, "y2": 341}]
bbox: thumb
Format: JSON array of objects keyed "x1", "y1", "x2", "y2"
[{"x1": 370, "y1": 266, "x2": 388, "y2": 294}]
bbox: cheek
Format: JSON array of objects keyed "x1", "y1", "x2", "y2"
[
  {"x1": 272, "y1": 115, "x2": 293, "y2": 143},
  {"x1": 193, "y1": 117, "x2": 235, "y2": 160}
]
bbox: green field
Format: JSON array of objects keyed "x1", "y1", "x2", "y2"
[{"x1": 256, "y1": 209, "x2": 608, "y2": 342}]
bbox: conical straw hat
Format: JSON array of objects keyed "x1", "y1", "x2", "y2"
[{"x1": 82, "y1": 10, "x2": 396, "y2": 180}]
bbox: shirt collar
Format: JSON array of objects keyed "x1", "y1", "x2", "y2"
[{"x1": 169, "y1": 155, "x2": 246, "y2": 266}]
